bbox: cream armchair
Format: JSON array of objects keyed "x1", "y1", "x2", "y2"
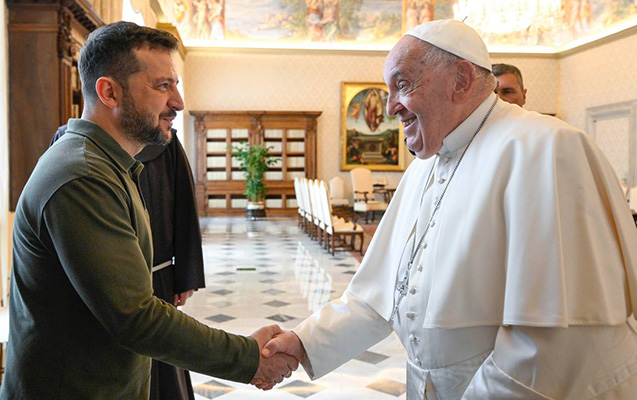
[
  {"x1": 350, "y1": 168, "x2": 388, "y2": 224},
  {"x1": 328, "y1": 176, "x2": 349, "y2": 208}
]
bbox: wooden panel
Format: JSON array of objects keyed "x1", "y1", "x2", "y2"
[
  {"x1": 7, "y1": 0, "x2": 103, "y2": 210},
  {"x1": 190, "y1": 111, "x2": 321, "y2": 216}
]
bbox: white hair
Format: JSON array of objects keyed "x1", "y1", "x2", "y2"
[{"x1": 422, "y1": 43, "x2": 497, "y2": 94}]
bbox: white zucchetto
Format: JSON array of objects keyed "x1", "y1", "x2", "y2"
[{"x1": 405, "y1": 19, "x2": 492, "y2": 71}]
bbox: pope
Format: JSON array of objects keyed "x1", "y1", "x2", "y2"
[{"x1": 259, "y1": 19, "x2": 637, "y2": 399}]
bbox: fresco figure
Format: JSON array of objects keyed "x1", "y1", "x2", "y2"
[
  {"x1": 307, "y1": 0, "x2": 324, "y2": 41},
  {"x1": 193, "y1": 0, "x2": 210, "y2": 40},
  {"x1": 405, "y1": 0, "x2": 434, "y2": 30},
  {"x1": 208, "y1": 0, "x2": 224, "y2": 40},
  {"x1": 320, "y1": 0, "x2": 339, "y2": 41}
]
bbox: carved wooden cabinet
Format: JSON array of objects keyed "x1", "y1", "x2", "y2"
[
  {"x1": 7, "y1": 0, "x2": 103, "y2": 209},
  {"x1": 190, "y1": 111, "x2": 321, "y2": 216}
]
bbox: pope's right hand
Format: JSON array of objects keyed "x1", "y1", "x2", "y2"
[
  {"x1": 249, "y1": 325, "x2": 299, "y2": 391},
  {"x1": 262, "y1": 330, "x2": 307, "y2": 363}
]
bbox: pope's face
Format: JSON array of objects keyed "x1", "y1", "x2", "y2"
[
  {"x1": 383, "y1": 36, "x2": 454, "y2": 160},
  {"x1": 495, "y1": 72, "x2": 526, "y2": 107}
]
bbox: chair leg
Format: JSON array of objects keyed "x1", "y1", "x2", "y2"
[
  {"x1": 331, "y1": 235, "x2": 335, "y2": 256},
  {"x1": 359, "y1": 232, "x2": 364, "y2": 255}
]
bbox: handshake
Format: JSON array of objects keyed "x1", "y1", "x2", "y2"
[{"x1": 249, "y1": 324, "x2": 307, "y2": 391}]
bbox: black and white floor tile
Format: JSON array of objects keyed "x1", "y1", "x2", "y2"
[{"x1": 181, "y1": 217, "x2": 407, "y2": 399}]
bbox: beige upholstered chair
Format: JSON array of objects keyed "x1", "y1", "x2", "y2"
[
  {"x1": 318, "y1": 181, "x2": 364, "y2": 255},
  {"x1": 372, "y1": 176, "x2": 388, "y2": 187},
  {"x1": 293, "y1": 178, "x2": 306, "y2": 229},
  {"x1": 300, "y1": 178, "x2": 317, "y2": 238},
  {"x1": 309, "y1": 179, "x2": 326, "y2": 245},
  {"x1": 328, "y1": 176, "x2": 349, "y2": 208},
  {"x1": 350, "y1": 168, "x2": 388, "y2": 223}
]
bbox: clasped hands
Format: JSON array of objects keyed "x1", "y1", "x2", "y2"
[{"x1": 249, "y1": 325, "x2": 307, "y2": 391}]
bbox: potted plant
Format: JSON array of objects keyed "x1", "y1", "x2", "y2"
[{"x1": 231, "y1": 142, "x2": 279, "y2": 219}]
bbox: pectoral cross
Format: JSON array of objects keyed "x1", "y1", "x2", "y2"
[{"x1": 390, "y1": 261, "x2": 412, "y2": 323}]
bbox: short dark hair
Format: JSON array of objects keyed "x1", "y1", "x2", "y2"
[
  {"x1": 492, "y1": 63, "x2": 524, "y2": 90},
  {"x1": 79, "y1": 21, "x2": 179, "y2": 101}
]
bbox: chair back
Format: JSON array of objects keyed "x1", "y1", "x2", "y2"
[
  {"x1": 309, "y1": 179, "x2": 324, "y2": 226},
  {"x1": 329, "y1": 176, "x2": 345, "y2": 199},
  {"x1": 350, "y1": 168, "x2": 374, "y2": 201},
  {"x1": 293, "y1": 177, "x2": 304, "y2": 213},
  {"x1": 319, "y1": 181, "x2": 335, "y2": 229},
  {"x1": 372, "y1": 176, "x2": 388, "y2": 187},
  {"x1": 301, "y1": 178, "x2": 313, "y2": 218}
]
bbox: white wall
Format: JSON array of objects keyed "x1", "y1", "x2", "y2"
[
  {"x1": 1, "y1": 1, "x2": 11, "y2": 306},
  {"x1": 184, "y1": 50, "x2": 395, "y2": 201},
  {"x1": 490, "y1": 55, "x2": 560, "y2": 115},
  {"x1": 183, "y1": 49, "x2": 562, "y2": 201},
  {"x1": 560, "y1": 32, "x2": 637, "y2": 131}
]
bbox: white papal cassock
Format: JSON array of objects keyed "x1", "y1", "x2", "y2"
[{"x1": 294, "y1": 93, "x2": 637, "y2": 399}]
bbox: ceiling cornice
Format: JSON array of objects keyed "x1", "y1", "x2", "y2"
[{"x1": 156, "y1": 22, "x2": 187, "y2": 60}]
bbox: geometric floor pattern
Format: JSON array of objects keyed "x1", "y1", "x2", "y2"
[{"x1": 180, "y1": 216, "x2": 407, "y2": 399}]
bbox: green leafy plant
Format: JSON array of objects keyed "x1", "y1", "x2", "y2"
[{"x1": 231, "y1": 143, "x2": 279, "y2": 203}]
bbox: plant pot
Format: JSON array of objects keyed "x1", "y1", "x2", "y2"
[{"x1": 246, "y1": 201, "x2": 266, "y2": 219}]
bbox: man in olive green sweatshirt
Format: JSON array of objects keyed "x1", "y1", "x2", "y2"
[{"x1": 1, "y1": 21, "x2": 296, "y2": 399}]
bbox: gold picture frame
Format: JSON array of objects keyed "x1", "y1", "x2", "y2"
[{"x1": 340, "y1": 82, "x2": 405, "y2": 171}]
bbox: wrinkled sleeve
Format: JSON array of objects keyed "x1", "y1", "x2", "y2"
[
  {"x1": 43, "y1": 176, "x2": 259, "y2": 383},
  {"x1": 293, "y1": 290, "x2": 393, "y2": 379}
]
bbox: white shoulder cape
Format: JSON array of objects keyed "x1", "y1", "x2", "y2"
[{"x1": 349, "y1": 101, "x2": 637, "y2": 328}]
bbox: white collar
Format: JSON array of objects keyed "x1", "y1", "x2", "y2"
[{"x1": 439, "y1": 93, "x2": 498, "y2": 156}]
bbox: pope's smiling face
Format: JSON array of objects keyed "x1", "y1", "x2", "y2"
[{"x1": 383, "y1": 36, "x2": 457, "y2": 160}]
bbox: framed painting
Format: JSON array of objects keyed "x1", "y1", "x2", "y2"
[{"x1": 340, "y1": 82, "x2": 405, "y2": 171}]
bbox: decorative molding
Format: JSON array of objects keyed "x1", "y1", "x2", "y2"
[
  {"x1": 558, "y1": 24, "x2": 637, "y2": 59},
  {"x1": 586, "y1": 100, "x2": 637, "y2": 186},
  {"x1": 57, "y1": 8, "x2": 73, "y2": 59},
  {"x1": 156, "y1": 22, "x2": 187, "y2": 60},
  {"x1": 6, "y1": 0, "x2": 102, "y2": 33},
  {"x1": 193, "y1": 114, "x2": 206, "y2": 134},
  {"x1": 65, "y1": 0, "x2": 103, "y2": 32},
  {"x1": 148, "y1": 0, "x2": 166, "y2": 22}
]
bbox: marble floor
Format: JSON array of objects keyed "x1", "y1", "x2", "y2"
[{"x1": 181, "y1": 216, "x2": 407, "y2": 399}]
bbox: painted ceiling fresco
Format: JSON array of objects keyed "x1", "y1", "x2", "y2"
[{"x1": 159, "y1": 0, "x2": 637, "y2": 52}]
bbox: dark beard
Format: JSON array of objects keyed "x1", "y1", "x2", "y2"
[{"x1": 119, "y1": 89, "x2": 175, "y2": 146}]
